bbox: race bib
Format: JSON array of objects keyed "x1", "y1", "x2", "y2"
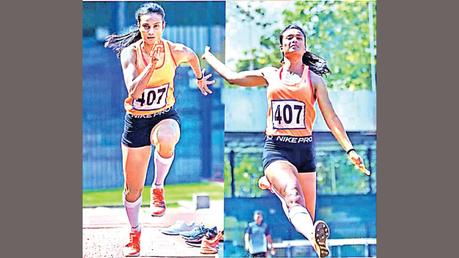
[
  {"x1": 132, "y1": 84, "x2": 169, "y2": 111},
  {"x1": 271, "y1": 100, "x2": 306, "y2": 129}
]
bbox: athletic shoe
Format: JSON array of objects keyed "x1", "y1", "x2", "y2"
[
  {"x1": 185, "y1": 238, "x2": 203, "y2": 248},
  {"x1": 180, "y1": 226, "x2": 218, "y2": 240},
  {"x1": 312, "y1": 220, "x2": 330, "y2": 258},
  {"x1": 122, "y1": 230, "x2": 141, "y2": 257},
  {"x1": 161, "y1": 221, "x2": 196, "y2": 235},
  {"x1": 201, "y1": 230, "x2": 224, "y2": 249},
  {"x1": 182, "y1": 232, "x2": 207, "y2": 242},
  {"x1": 199, "y1": 230, "x2": 223, "y2": 254},
  {"x1": 180, "y1": 224, "x2": 206, "y2": 238},
  {"x1": 258, "y1": 176, "x2": 273, "y2": 192},
  {"x1": 150, "y1": 188, "x2": 166, "y2": 217},
  {"x1": 204, "y1": 226, "x2": 219, "y2": 239},
  {"x1": 185, "y1": 235, "x2": 204, "y2": 244},
  {"x1": 184, "y1": 226, "x2": 219, "y2": 246},
  {"x1": 200, "y1": 245, "x2": 218, "y2": 254}
]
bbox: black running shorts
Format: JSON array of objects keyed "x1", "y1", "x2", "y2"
[
  {"x1": 121, "y1": 107, "x2": 180, "y2": 148},
  {"x1": 262, "y1": 135, "x2": 316, "y2": 173}
]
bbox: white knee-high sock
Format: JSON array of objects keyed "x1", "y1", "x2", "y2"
[
  {"x1": 289, "y1": 205, "x2": 315, "y2": 241},
  {"x1": 272, "y1": 188, "x2": 314, "y2": 241},
  {"x1": 152, "y1": 150, "x2": 174, "y2": 189},
  {"x1": 272, "y1": 187, "x2": 290, "y2": 219},
  {"x1": 123, "y1": 193, "x2": 142, "y2": 231}
]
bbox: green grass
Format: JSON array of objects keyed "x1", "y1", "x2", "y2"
[{"x1": 83, "y1": 182, "x2": 224, "y2": 208}]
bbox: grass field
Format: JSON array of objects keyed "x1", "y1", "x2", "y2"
[{"x1": 83, "y1": 182, "x2": 224, "y2": 207}]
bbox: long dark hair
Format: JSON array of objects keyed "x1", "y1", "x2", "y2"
[
  {"x1": 104, "y1": 2, "x2": 166, "y2": 58},
  {"x1": 279, "y1": 24, "x2": 331, "y2": 76}
]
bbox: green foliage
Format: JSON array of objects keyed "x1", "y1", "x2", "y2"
[
  {"x1": 232, "y1": 0, "x2": 376, "y2": 90},
  {"x1": 316, "y1": 145, "x2": 376, "y2": 195},
  {"x1": 224, "y1": 216, "x2": 248, "y2": 244},
  {"x1": 224, "y1": 153, "x2": 265, "y2": 197}
]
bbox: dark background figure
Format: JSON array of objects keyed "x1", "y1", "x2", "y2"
[{"x1": 245, "y1": 210, "x2": 274, "y2": 258}]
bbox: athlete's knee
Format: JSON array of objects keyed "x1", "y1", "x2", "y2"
[
  {"x1": 124, "y1": 186, "x2": 143, "y2": 202},
  {"x1": 156, "y1": 126, "x2": 179, "y2": 146}
]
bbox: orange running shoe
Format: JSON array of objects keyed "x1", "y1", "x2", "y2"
[
  {"x1": 200, "y1": 245, "x2": 218, "y2": 255},
  {"x1": 200, "y1": 230, "x2": 224, "y2": 254},
  {"x1": 150, "y1": 188, "x2": 166, "y2": 217},
  {"x1": 122, "y1": 230, "x2": 141, "y2": 257},
  {"x1": 312, "y1": 220, "x2": 330, "y2": 258}
]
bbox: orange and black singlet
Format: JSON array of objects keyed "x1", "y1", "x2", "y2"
[
  {"x1": 263, "y1": 65, "x2": 316, "y2": 137},
  {"x1": 123, "y1": 39, "x2": 178, "y2": 115}
]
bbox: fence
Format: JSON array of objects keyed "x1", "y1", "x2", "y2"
[
  {"x1": 272, "y1": 238, "x2": 377, "y2": 258},
  {"x1": 224, "y1": 131, "x2": 377, "y2": 197}
]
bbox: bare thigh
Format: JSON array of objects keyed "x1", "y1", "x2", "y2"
[
  {"x1": 264, "y1": 160, "x2": 306, "y2": 208},
  {"x1": 122, "y1": 144, "x2": 151, "y2": 202}
]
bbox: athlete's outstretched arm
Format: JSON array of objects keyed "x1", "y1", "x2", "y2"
[
  {"x1": 202, "y1": 46, "x2": 268, "y2": 87},
  {"x1": 120, "y1": 44, "x2": 160, "y2": 99},
  {"x1": 171, "y1": 43, "x2": 215, "y2": 95},
  {"x1": 313, "y1": 72, "x2": 367, "y2": 172}
]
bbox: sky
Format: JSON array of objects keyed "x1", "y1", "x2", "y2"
[{"x1": 225, "y1": 0, "x2": 295, "y2": 69}]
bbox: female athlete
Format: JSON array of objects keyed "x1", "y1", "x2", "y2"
[
  {"x1": 202, "y1": 24, "x2": 369, "y2": 257},
  {"x1": 105, "y1": 2, "x2": 214, "y2": 256}
]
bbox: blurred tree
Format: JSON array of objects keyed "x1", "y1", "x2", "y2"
[
  {"x1": 232, "y1": 0, "x2": 377, "y2": 90},
  {"x1": 224, "y1": 152, "x2": 264, "y2": 197},
  {"x1": 316, "y1": 146, "x2": 376, "y2": 195}
]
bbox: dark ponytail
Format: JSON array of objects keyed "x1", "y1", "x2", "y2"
[
  {"x1": 104, "y1": 2, "x2": 166, "y2": 58},
  {"x1": 301, "y1": 51, "x2": 331, "y2": 76},
  {"x1": 280, "y1": 24, "x2": 331, "y2": 76},
  {"x1": 104, "y1": 29, "x2": 141, "y2": 58}
]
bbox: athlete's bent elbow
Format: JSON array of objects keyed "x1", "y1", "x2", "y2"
[
  {"x1": 226, "y1": 74, "x2": 242, "y2": 85},
  {"x1": 227, "y1": 78, "x2": 238, "y2": 85}
]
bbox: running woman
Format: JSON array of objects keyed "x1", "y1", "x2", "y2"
[
  {"x1": 105, "y1": 2, "x2": 214, "y2": 256},
  {"x1": 202, "y1": 24, "x2": 369, "y2": 257}
]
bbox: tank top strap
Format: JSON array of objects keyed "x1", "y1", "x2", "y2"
[{"x1": 162, "y1": 39, "x2": 178, "y2": 68}]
